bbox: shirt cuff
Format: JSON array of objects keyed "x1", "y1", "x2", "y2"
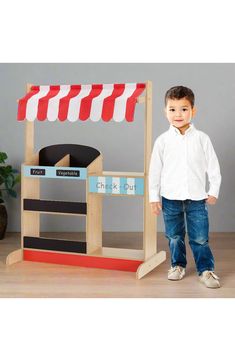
[
  {"x1": 149, "y1": 191, "x2": 161, "y2": 202},
  {"x1": 208, "y1": 186, "x2": 220, "y2": 199}
]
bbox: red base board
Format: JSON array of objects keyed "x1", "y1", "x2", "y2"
[{"x1": 23, "y1": 249, "x2": 143, "y2": 272}]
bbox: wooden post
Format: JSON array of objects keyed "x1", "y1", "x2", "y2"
[
  {"x1": 25, "y1": 83, "x2": 35, "y2": 163},
  {"x1": 143, "y1": 81, "x2": 157, "y2": 260},
  {"x1": 23, "y1": 83, "x2": 40, "y2": 250},
  {"x1": 86, "y1": 155, "x2": 103, "y2": 254},
  {"x1": 21, "y1": 164, "x2": 40, "y2": 244}
]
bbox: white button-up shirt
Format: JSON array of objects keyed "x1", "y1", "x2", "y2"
[{"x1": 148, "y1": 123, "x2": 222, "y2": 202}]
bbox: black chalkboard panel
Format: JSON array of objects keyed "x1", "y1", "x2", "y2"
[
  {"x1": 24, "y1": 236, "x2": 87, "y2": 254},
  {"x1": 24, "y1": 199, "x2": 87, "y2": 214},
  {"x1": 39, "y1": 144, "x2": 100, "y2": 167}
]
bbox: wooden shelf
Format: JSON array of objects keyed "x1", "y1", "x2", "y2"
[
  {"x1": 23, "y1": 247, "x2": 144, "y2": 272},
  {"x1": 101, "y1": 171, "x2": 144, "y2": 178},
  {"x1": 90, "y1": 247, "x2": 144, "y2": 260}
]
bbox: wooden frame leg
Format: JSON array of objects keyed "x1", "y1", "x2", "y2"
[
  {"x1": 6, "y1": 249, "x2": 23, "y2": 266},
  {"x1": 136, "y1": 250, "x2": 166, "y2": 279}
]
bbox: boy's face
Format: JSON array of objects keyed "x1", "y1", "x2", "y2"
[{"x1": 165, "y1": 97, "x2": 196, "y2": 130}]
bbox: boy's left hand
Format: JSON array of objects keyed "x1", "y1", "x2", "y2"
[{"x1": 206, "y1": 195, "x2": 217, "y2": 205}]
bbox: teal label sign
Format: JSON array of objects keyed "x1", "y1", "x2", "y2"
[
  {"x1": 89, "y1": 176, "x2": 144, "y2": 195},
  {"x1": 24, "y1": 166, "x2": 87, "y2": 180}
]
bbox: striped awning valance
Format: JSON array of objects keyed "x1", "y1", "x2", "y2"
[{"x1": 17, "y1": 83, "x2": 146, "y2": 122}]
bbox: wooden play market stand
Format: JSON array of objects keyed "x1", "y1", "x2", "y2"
[{"x1": 7, "y1": 81, "x2": 166, "y2": 279}]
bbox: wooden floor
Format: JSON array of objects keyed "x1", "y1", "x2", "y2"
[{"x1": 0, "y1": 232, "x2": 234, "y2": 298}]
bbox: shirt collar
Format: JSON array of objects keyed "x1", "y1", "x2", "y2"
[{"x1": 169, "y1": 122, "x2": 195, "y2": 136}]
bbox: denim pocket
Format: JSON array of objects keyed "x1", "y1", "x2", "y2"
[{"x1": 162, "y1": 198, "x2": 183, "y2": 217}]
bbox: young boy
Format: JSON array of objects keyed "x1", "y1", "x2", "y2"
[{"x1": 149, "y1": 86, "x2": 222, "y2": 288}]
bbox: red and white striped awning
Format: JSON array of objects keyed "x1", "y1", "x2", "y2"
[{"x1": 17, "y1": 83, "x2": 146, "y2": 122}]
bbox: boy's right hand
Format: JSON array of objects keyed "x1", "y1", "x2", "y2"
[{"x1": 150, "y1": 202, "x2": 162, "y2": 216}]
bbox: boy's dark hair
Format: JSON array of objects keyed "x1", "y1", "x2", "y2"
[{"x1": 165, "y1": 86, "x2": 195, "y2": 108}]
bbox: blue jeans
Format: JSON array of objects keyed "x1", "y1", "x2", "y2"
[{"x1": 162, "y1": 196, "x2": 214, "y2": 275}]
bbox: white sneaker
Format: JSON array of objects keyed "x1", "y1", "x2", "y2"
[
  {"x1": 168, "y1": 266, "x2": 185, "y2": 281},
  {"x1": 199, "y1": 270, "x2": 220, "y2": 288}
]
